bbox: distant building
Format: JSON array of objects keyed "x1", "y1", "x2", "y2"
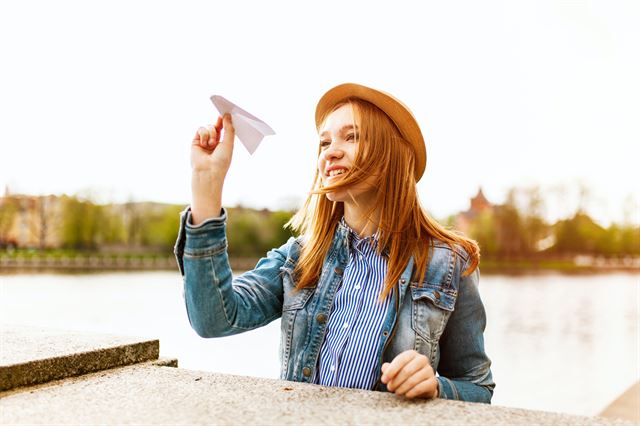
[
  {"x1": 0, "y1": 193, "x2": 64, "y2": 249},
  {"x1": 455, "y1": 188, "x2": 493, "y2": 234}
]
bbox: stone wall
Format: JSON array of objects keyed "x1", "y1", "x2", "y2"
[{"x1": 0, "y1": 325, "x2": 633, "y2": 425}]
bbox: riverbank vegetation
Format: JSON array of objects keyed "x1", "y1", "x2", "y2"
[{"x1": 0, "y1": 186, "x2": 638, "y2": 272}]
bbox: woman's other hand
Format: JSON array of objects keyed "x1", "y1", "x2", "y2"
[{"x1": 381, "y1": 350, "x2": 439, "y2": 399}]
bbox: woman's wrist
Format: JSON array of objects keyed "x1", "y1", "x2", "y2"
[
  {"x1": 190, "y1": 202, "x2": 222, "y2": 225},
  {"x1": 191, "y1": 169, "x2": 225, "y2": 187},
  {"x1": 191, "y1": 176, "x2": 224, "y2": 226}
]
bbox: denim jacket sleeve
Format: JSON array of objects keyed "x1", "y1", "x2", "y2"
[
  {"x1": 435, "y1": 262, "x2": 495, "y2": 403},
  {"x1": 174, "y1": 206, "x2": 290, "y2": 338}
]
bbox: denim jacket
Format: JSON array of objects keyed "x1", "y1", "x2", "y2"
[{"x1": 174, "y1": 207, "x2": 495, "y2": 403}]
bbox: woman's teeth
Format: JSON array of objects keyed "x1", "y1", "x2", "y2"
[{"x1": 328, "y1": 169, "x2": 346, "y2": 177}]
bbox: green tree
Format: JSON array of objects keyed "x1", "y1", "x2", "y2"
[
  {"x1": 100, "y1": 206, "x2": 127, "y2": 245},
  {"x1": 620, "y1": 225, "x2": 640, "y2": 255},
  {"x1": 493, "y1": 190, "x2": 526, "y2": 257},
  {"x1": 59, "y1": 196, "x2": 104, "y2": 250},
  {"x1": 264, "y1": 210, "x2": 295, "y2": 250},
  {"x1": 468, "y1": 210, "x2": 499, "y2": 257},
  {"x1": 139, "y1": 204, "x2": 184, "y2": 252},
  {"x1": 224, "y1": 208, "x2": 295, "y2": 258},
  {"x1": 124, "y1": 201, "x2": 145, "y2": 247},
  {"x1": 553, "y1": 213, "x2": 606, "y2": 255},
  {"x1": 520, "y1": 186, "x2": 550, "y2": 254},
  {"x1": 227, "y1": 208, "x2": 263, "y2": 257}
]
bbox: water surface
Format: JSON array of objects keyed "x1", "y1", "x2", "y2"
[{"x1": 1, "y1": 271, "x2": 637, "y2": 416}]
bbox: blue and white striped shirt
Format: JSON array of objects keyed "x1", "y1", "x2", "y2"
[{"x1": 313, "y1": 218, "x2": 391, "y2": 390}]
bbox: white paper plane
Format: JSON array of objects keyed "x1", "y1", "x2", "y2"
[{"x1": 210, "y1": 95, "x2": 275, "y2": 154}]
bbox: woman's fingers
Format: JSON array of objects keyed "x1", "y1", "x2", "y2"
[
  {"x1": 381, "y1": 350, "x2": 437, "y2": 399},
  {"x1": 393, "y1": 359, "x2": 431, "y2": 395},
  {"x1": 193, "y1": 116, "x2": 226, "y2": 150},
  {"x1": 195, "y1": 126, "x2": 209, "y2": 147},
  {"x1": 387, "y1": 353, "x2": 427, "y2": 392},
  {"x1": 206, "y1": 124, "x2": 217, "y2": 147},
  {"x1": 215, "y1": 115, "x2": 223, "y2": 142},
  {"x1": 222, "y1": 114, "x2": 234, "y2": 146},
  {"x1": 404, "y1": 376, "x2": 439, "y2": 399},
  {"x1": 193, "y1": 128, "x2": 204, "y2": 145},
  {"x1": 380, "y1": 350, "x2": 415, "y2": 387},
  {"x1": 212, "y1": 113, "x2": 235, "y2": 159}
]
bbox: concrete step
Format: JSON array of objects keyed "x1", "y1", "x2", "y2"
[
  {"x1": 1, "y1": 362, "x2": 633, "y2": 425},
  {"x1": 0, "y1": 324, "x2": 161, "y2": 391}
]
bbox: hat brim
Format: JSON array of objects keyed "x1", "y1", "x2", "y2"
[{"x1": 315, "y1": 83, "x2": 426, "y2": 181}]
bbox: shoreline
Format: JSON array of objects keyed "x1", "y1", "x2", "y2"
[{"x1": 1, "y1": 255, "x2": 638, "y2": 275}]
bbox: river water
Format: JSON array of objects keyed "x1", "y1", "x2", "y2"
[{"x1": 1, "y1": 270, "x2": 638, "y2": 417}]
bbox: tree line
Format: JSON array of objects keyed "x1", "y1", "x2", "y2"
[
  {"x1": 0, "y1": 194, "x2": 293, "y2": 258},
  {"x1": 0, "y1": 187, "x2": 638, "y2": 259},
  {"x1": 453, "y1": 187, "x2": 639, "y2": 259}
]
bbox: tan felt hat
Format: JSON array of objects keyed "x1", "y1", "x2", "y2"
[{"x1": 315, "y1": 83, "x2": 427, "y2": 181}]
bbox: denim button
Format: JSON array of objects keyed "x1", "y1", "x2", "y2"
[
  {"x1": 334, "y1": 267, "x2": 344, "y2": 275},
  {"x1": 302, "y1": 367, "x2": 312, "y2": 377},
  {"x1": 316, "y1": 313, "x2": 327, "y2": 324},
  {"x1": 434, "y1": 290, "x2": 441, "y2": 300},
  {"x1": 382, "y1": 330, "x2": 389, "y2": 337},
  {"x1": 400, "y1": 278, "x2": 406, "y2": 284}
]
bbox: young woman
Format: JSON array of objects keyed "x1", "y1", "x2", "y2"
[{"x1": 174, "y1": 83, "x2": 495, "y2": 403}]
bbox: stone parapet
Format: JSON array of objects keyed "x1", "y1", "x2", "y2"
[
  {"x1": 0, "y1": 325, "x2": 160, "y2": 391},
  {"x1": 2, "y1": 363, "x2": 633, "y2": 425},
  {"x1": 0, "y1": 325, "x2": 633, "y2": 425}
]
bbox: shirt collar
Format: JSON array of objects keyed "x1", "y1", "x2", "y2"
[{"x1": 339, "y1": 217, "x2": 381, "y2": 252}]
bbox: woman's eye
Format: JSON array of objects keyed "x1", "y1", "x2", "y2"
[
  {"x1": 346, "y1": 133, "x2": 358, "y2": 142},
  {"x1": 320, "y1": 140, "x2": 330, "y2": 148}
]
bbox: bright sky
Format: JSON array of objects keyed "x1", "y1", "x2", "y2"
[{"x1": 1, "y1": 0, "x2": 638, "y2": 225}]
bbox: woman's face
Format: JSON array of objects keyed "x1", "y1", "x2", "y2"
[{"x1": 317, "y1": 103, "x2": 377, "y2": 205}]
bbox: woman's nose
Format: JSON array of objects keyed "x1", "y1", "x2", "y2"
[{"x1": 323, "y1": 143, "x2": 344, "y2": 161}]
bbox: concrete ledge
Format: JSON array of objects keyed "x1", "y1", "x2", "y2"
[
  {"x1": 0, "y1": 325, "x2": 159, "y2": 391},
  {"x1": 152, "y1": 358, "x2": 179, "y2": 368},
  {"x1": 1, "y1": 363, "x2": 633, "y2": 425}
]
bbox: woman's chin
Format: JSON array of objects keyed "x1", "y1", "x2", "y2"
[{"x1": 325, "y1": 191, "x2": 347, "y2": 203}]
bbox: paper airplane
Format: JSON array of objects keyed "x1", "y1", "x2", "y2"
[{"x1": 210, "y1": 95, "x2": 275, "y2": 154}]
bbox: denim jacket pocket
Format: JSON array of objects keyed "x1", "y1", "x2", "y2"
[
  {"x1": 411, "y1": 285, "x2": 457, "y2": 361},
  {"x1": 279, "y1": 262, "x2": 315, "y2": 378}
]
